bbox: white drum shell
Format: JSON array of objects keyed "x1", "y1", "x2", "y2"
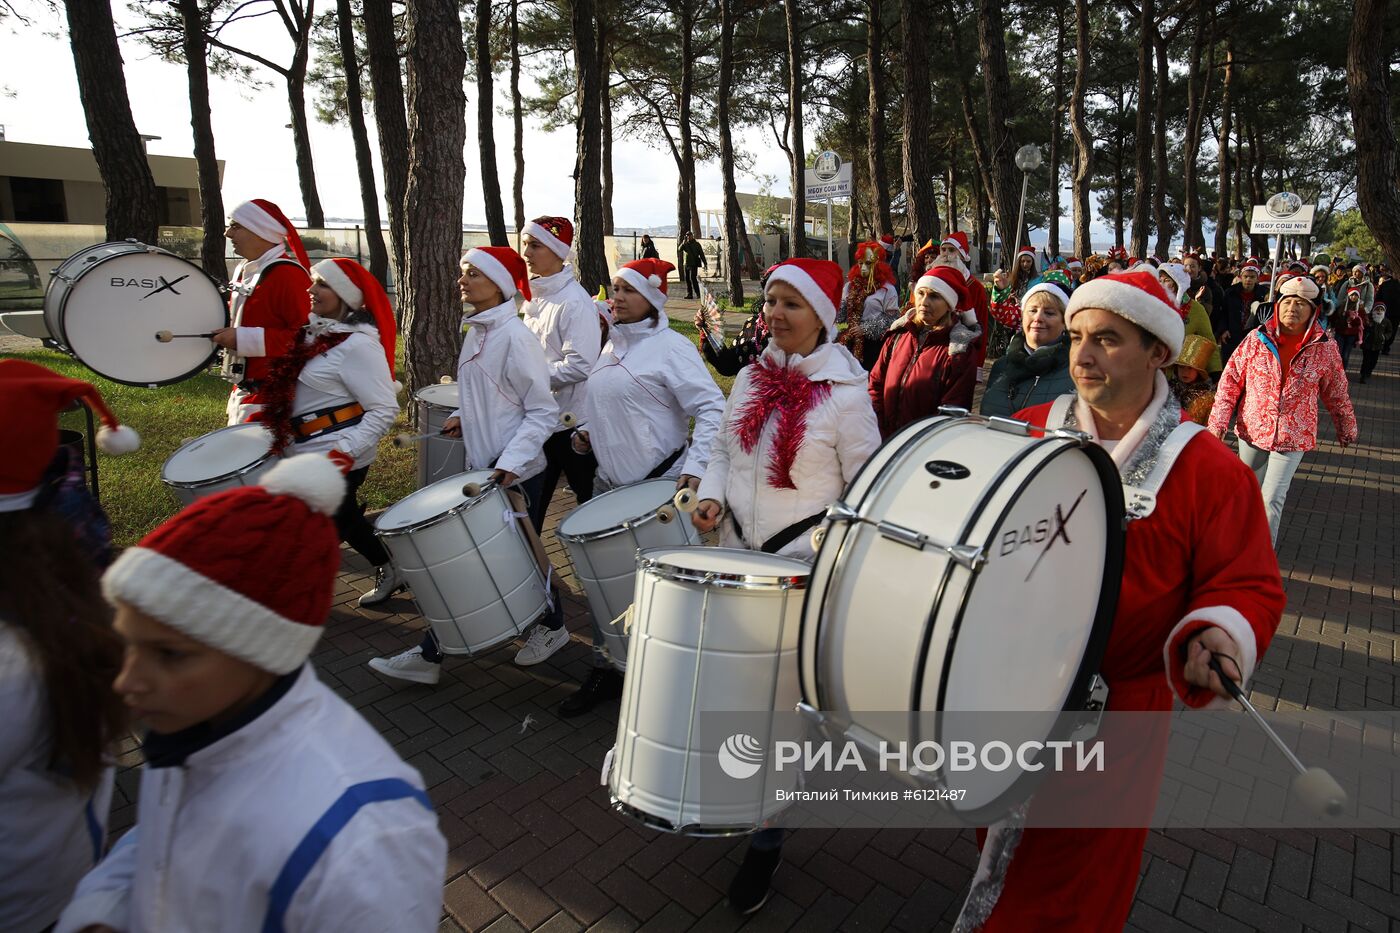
[
  {"x1": 557, "y1": 480, "x2": 701, "y2": 670},
  {"x1": 414, "y1": 383, "x2": 463, "y2": 488},
  {"x1": 160, "y1": 424, "x2": 278, "y2": 506},
  {"x1": 610, "y1": 548, "x2": 808, "y2": 835},
  {"x1": 374, "y1": 471, "x2": 547, "y2": 655}
]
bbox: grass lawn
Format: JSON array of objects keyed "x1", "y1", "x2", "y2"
[{"x1": 6, "y1": 316, "x2": 734, "y2": 547}]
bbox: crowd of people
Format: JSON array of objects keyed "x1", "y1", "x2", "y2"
[{"x1": 1, "y1": 197, "x2": 1377, "y2": 931}]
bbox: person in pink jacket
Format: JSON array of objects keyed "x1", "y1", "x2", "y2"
[{"x1": 1208, "y1": 274, "x2": 1358, "y2": 545}]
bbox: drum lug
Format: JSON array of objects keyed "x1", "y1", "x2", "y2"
[
  {"x1": 875, "y1": 520, "x2": 986, "y2": 571},
  {"x1": 796, "y1": 701, "x2": 825, "y2": 726},
  {"x1": 987, "y1": 415, "x2": 1033, "y2": 436},
  {"x1": 1069, "y1": 674, "x2": 1110, "y2": 742},
  {"x1": 1048, "y1": 427, "x2": 1096, "y2": 446},
  {"x1": 1122, "y1": 485, "x2": 1157, "y2": 521},
  {"x1": 825, "y1": 501, "x2": 859, "y2": 523},
  {"x1": 936, "y1": 405, "x2": 970, "y2": 418}
]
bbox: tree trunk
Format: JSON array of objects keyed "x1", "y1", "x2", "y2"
[
  {"x1": 972, "y1": 165, "x2": 990, "y2": 259},
  {"x1": 1151, "y1": 26, "x2": 1171, "y2": 258},
  {"x1": 364, "y1": 0, "x2": 410, "y2": 290},
  {"x1": 475, "y1": 0, "x2": 508, "y2": 244},
  {"x1": 1232, "y1": 129, "x2": 1245, "y2": 257},
  {"x1": 946, "y1": 144, "x2": 957, "y2": 232},
  {"x1": 977, "y1": 0, "x2": 1020, "y2": 269},
  {"x1": 179, "y1": 0, "x2": 225, "y2": 282},
  {"x1": 64, "y1": 0, "x2": 157, "y2": 243},
  {"x1": 675, "y1": 0, "x2": 695, "y2": 238},
  {"x1": 1048, "y1": 1, "x2": 1066, "y2": 258},
  {"x1": 287, "y1": 49, "x2": 325, "y2": 227},
  {"x1": 957, "y1": 75, "x2": 992, "y2": 244},
  {"x1": 1113, "y1": 115, "x2": 1126, "y2": 247},
  {"x1": 601, "y1": 40, "x2": 615, "y2": 236},
  {"x1": 1128, "y1": 0, "x2": 1153, "y2": 258},
  {"x1": 1247, "y1": 121, "x2": 1269, "y2": 257},
  {"x1": 1181, "y1": 1, "x2": 1212, "y2": 252},
  {"x1": 337, "y1": 0, "x2": 389, "y2": 283},
  {"x1": 1070, "y1": 0, "x2": 1092, "y2": 258},
  {"x1": 902, "y1": 0, "x2": 938, "y2": 246},
  {"x1": 510, "y1": 0, "x2": 526, "y2": 233},
  {"x1": 402, "y1": 0, "x2": 467, "y2": 395},
  {"x1": 718, "y1": 0, "x2": 744, "y2": 301},
  {"x1": 1213, "y1": 39, "x2": 1234, "y2": 257},
  {"x1": 866, "y1": 0, "x2": 892, "y2": 236},
  {"x1": 572, "y1": 0, "x2": 608, "y2": 290},
  {"x1": 784, "y1": 0, "x2": 807, "y2": 256}
]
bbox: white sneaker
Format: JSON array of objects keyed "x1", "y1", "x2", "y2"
[
  {"x1": 368, "y1": 646, "x2": 441, "y2": 685},
  {"x1": 358, "y1": 563, "x2": 406, "y2": 608},
  {"x1": 514, "y1": 624, "x2": 570, "y2": 666}
]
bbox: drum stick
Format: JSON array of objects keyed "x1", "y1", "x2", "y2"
[
  {"x1": 154, "y1": 330, "x2": 215, "y2": 342},
  {"x1": 672, "y1": 487, "x2": 699, "y2": 512},
  {"x1": 560, "y1": 411, "x2": 580, "y2": 429},
  {"x1": 439, "y1": 375, "x2": 454, "y2": 384},
  {"x1": 461, "y1": 478, "x2": 496, "y2": 498},
  {"x1": 392, "y1": 431, "x2": 460, "y2": 448},
  {"x1": 1207, "y1": 656, "x2": 1347, "y2": 817}
]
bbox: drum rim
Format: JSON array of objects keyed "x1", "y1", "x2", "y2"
[
  {"x1": 413, "y1": 386, "x2": 459, "y2": 408},
  {"x1": 373, "y1": 472, "x2": 498, "y2": 536},
  {"x1": 637, "y1": 547, "x2": 809, "y2": 591},
  {"x1": 45, "y1": 241, "x2": 226, "y2": 387},
  {"x1": 160, "y1": 426, "x2": 276, "y2": 488},
  {"x1": 608, "y1": 796, "x2": 759, "y2": 838},
  {"x1": 556, "y1": 478, "x2": 678, "y2": 543}
]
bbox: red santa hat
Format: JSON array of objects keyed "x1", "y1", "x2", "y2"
[
  {"x1": 615, "y1": 258, "x2": 674, "y2": 312},
  {"x1": 1065, "y1": 256, "x2": 1083, "y2": 270},
  {"x1": 1017, "y1": 245, "x2": 1036, "y2": 261},
  {"x1": 230, "y1": 198, "x2": 310, "y2": 269},
  {"x1": 914, "y1": 266, "x2": 969, "y2": 315},
  {"x1": 102, "y1": 455, "x2": 347, "y2": 674},
  {"x1": 877, "y1": 234, "x2": 896, "y2": 257},
  {"x1": 521, "y1": 216, "x2": 575, "y2": 261},
  {"x1": 1241, "y1": 257, "x2": 1261, "y2": 273},
  {"x1": 940, "y1": 231, "x2": 971, "y2": 262},
  {"x1": 0, "y1": 359, "x2": 140, "y2": 512},
  {"x1": 766, "y1": 258, "x2": 844, "y2": 340},
  {"x1": 311, "y1": 258, "x2": 400, "y2": 390},
  {"x1": 463, "y1": 246, "x2": 532, "y2": 301},
  {"x1": 1066, "y1": 270, "x2": 1186, "y2": 358}
]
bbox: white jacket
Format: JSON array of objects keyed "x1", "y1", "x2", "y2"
[
  {"x1": 841, "y1": 281, "x2": 901, "y2": 324},
  {"x1": 697, "y1": 342, "x2": 881, "y2": 560},
  {"x1": 55, "y1": 665, "x2": 446, "y2": 933},
  {"x1": 521, "y1": 265, "x2": 602, "y2": 420},
  {"x1": 451, "y1": 299, "x2": 559, "y2": 481},
  {"x1": 580, "y1": 312, "x2": 725, "y2": 490},
  {"x1": 289, "y1": 316, "x2": 400, "y2": 470},
  {"x1": 0, "y1": 624, "x2": 112, "y2": 933}
]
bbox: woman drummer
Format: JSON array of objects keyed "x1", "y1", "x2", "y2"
[
  {"x1": 256, "y1": 258, "x2": 400, "y2": 594},
  {"x1": 557, "y1": 258, "x2": 726, "y2": 716},
  {"x1": 692, "y1": 257, "x2": 880, "y2": 914}
]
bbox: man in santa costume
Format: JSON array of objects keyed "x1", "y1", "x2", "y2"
[
  {"x1": 956, "y1": 270, "x2": 1286, "y2": 931},
  {"x1": 934, "y1": 232, "x2": 991, "y2": 366},
  {"x1": 215, "y1": 199, "x2": 313, "y2": 424},
  {"x1": 519, "y1": 216, "x2": 603, "y2": 533}
]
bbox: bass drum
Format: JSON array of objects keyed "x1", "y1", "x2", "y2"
[
  {"x1": 799, "y1": 414, "x2": 1124, "y2": 823},
  {"x1": 45, "y1": 240, "x2": 226, "y2": 386}
]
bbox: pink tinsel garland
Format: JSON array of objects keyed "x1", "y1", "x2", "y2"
[{"x1": 733, "y1": 358, "x2": 832, "y2": 490}]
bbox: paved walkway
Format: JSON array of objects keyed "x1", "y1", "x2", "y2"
[{"x1": 106, "y1": 350, "x2": 1399, "y2": 932}]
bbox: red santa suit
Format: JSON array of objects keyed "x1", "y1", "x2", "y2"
[
  {"x1": 962, "y1": 373, "x2": 1285, "y2": 932},
  {"x1": 935, "y1": 233, "x2": 991, "y2": 365}
]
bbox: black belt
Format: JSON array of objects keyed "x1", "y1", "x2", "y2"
[
  {"x1": 644, "y1": 447, "x2": 685, "y2": 480},
  {"x1": 732, "y1": 509, "x2": 826, "y2": 554}
]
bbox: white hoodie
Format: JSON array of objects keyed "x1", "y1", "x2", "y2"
[
  {"x1": 288, "y1": 315, "x2": 400, "y2": 470},
  {"x1": 521, "y1": 265, "x2": 602, "y2": 421},
  {"x1": 697, "y1": 341, "x2": 881, "y2": 560},
  {"x1": 580, "y1": 311, "x2": 725, "y2": 490},
  {"x1": 450, "y1": 299, "x2": 559, "y2": 481}
]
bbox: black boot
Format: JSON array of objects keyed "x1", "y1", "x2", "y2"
[
  {"x1": 728, "y1": 843, "x2": 782, "y2": 915},
  {"x1": 559, "y1": 668, "x2": 624, "y2": 717}
]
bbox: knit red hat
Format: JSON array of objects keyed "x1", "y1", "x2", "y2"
[
  {"x1": 616, "y1": 258, "x2": 674, "y2": 312},
  {"x1": 312, "y1": 258, "x2": 399, "y2": 387},
  {"x1": 940, "y1": 231, "x2": 971, "y2": 262},
  {"x1": 102, "y1": 455, "x2": 347, "y2": 674},
  {"x1": 463, "y1": 246, "x2": 532, "y2": 301},
  {"x1": 0, "y1": 359, "x2": 139, "y2": 511},
  {"x1": 522, "y1": 216, "x2": 575, "y2": 260},
  {"x1": 765, "y1": 258, "x2": 844, "y2": 339},
  {"x1": 1066, "y1": 270, "x2": 1186, "y2": 358},
  {"x1": 230, "y1": 198, "x2": 310, "y2": 269}
]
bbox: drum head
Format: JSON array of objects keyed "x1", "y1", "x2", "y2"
[
  {"x1": 376, "y1": 470, "x2": 493, "y2": 531},
  {"x1": 558, "y1": 479, "x2": 677, "y2": 539},
  {"x1": 641, "y1": 546, "x2": 810, "y2": 586},
  {"x1": 163, "y1": 424, "x2": 273, "y2": 484},
  {"x1": 48, "y1": 243, "x2": 225, "y2": 386},
  {"x1": 414, "y1": 383, "x2": 458, "y2": 408}
]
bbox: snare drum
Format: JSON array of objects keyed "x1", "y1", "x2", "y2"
[
  {"x1": 556, "y1": 479, "x2": 700, "y2": 670},
  {"x1": 799, "y1": 413, "x2": 1124, "y2": 821},
  {"x1": 45, "y1": 241, "x2": 225, "y2": 386},
  {"x1": 609, "y1": 547, "x2": 808, "y2": 836},
  {"x1": 161, "y1": 424, "x2": 278, "y2": 506},
  {"x1": 373, "y1": 472, "x2": 548, "y2": 654},
  {"x1": 414, "y1": 383, "x2": 463, "y2": 487}
]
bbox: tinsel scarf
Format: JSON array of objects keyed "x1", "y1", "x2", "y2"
[
  {"x1": 733, "y1": 357, "x2": 831, "y2": 490},
  {"x1": 256, "y1": 327, "x2": 351, "y2": 454}
]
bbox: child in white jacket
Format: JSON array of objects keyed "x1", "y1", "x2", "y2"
[{"x1": 56, "y1": 455, "x2": 447, "y2": 933}]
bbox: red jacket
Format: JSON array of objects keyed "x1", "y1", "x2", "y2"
[
  {"x1": 1208, "y1": 315, "x2": 1357, "y2": 452},
  {"x1": 868, "y1": 319, "x2": 978, "y2": 438},
  {"x1": 965, "y1": 274, "x2": 991, "y2": 365},
  {"x1": 234, "y1": 261, "x2": 312, "y2": 392}
]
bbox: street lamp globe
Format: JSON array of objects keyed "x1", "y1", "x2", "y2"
[
  {"x1": 1015, "y1": 144, "x2": 1043, "y2": 172},
  {"x1": 1229, "y1": 208, "x2": 1244, "y2": 222}
]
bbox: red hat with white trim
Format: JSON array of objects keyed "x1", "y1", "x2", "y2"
[
  {"x1": 102, "y1": 455, "x2": 348, "y2": 674},
  {"x1": 766, "y1": 258, "x2": 844, "y2": 340},
  {"x1": 0, "y1": 359, "x2": 140, "y2": 512},
  {"x1": 940, "y1": 231, "x2": 971, "y2": 262},
  {"x1": 230, "y1": 198, "x2": 310, "y2": 269},
  {"x1": 1066, "y1": 270, "x2": 1186, "y2": 358},
  {"x1": 463, "y1": 246, "x2": 532, "y2": 301},
  {"x1": 877, "y1": 234, "x2": 896, "y2": 257},
  {"x1": 1241, "y1": 257, "x2": 1261, "y2": 273},
  {"x1": 311, "y1": 258, "x2": 400, "y2": 389},
  {"x1": 914, "y1": 266, "x2": 969, "y2": 314},
  {"x1": 615, "y1": 258, "x2": 674, "y2": 311},
  {"x1": 521, "y1": 216, "x2": 575, "y2": 261},
  {"x1": 1017, "y1": 245, "x2": 1036, "y2": 259}
]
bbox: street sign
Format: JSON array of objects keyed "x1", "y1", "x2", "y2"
[
  {"x1": 804, "y1": 151, "x2": 852, "y2": 200},
  {"x1": 1249, "y1": 192, "x2": 1314, "y2": 235}
]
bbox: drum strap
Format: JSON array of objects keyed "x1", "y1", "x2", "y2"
[
  {"x1": 1046, "y1": 393, "x2": 1076, "y2": 428},
  {"x1": 644, "y1": 446, "x2": 685, "y2": 479},
  {"x1": 293, "y1": 403, "x2": 367, "y2": 441},
  {"x1": 1139, "y1": 422, "x2": 1206, "y2": 497},
  {"x1": 733, "y1": 510, "x2": 827, "y2": 554}
]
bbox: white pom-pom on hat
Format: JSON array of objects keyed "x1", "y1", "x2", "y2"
[
  {"x1": 648, "y1": 274, "x2": 662, "y2": 288},
  {"x1": 259, "y1": 454, "x2": 347, "y2": 516},
  {"x1": 96, "y1": 423, "x2": 141, "y2": 455}
]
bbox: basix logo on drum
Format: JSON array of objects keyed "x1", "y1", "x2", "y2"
[
  {"x1": 718, "y1": 733, "x2": 766, "y2": 779},
  {"x1": 110, "y1": 274, "x2": 192, "y2": 299}
]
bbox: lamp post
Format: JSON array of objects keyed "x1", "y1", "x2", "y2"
[
  {"x1": 1011, "y1": 144, "x2": 1043, "y2": 269},
  {"x1": 1228, "y1": 208, "x2": 1244, "y2": 260}
]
